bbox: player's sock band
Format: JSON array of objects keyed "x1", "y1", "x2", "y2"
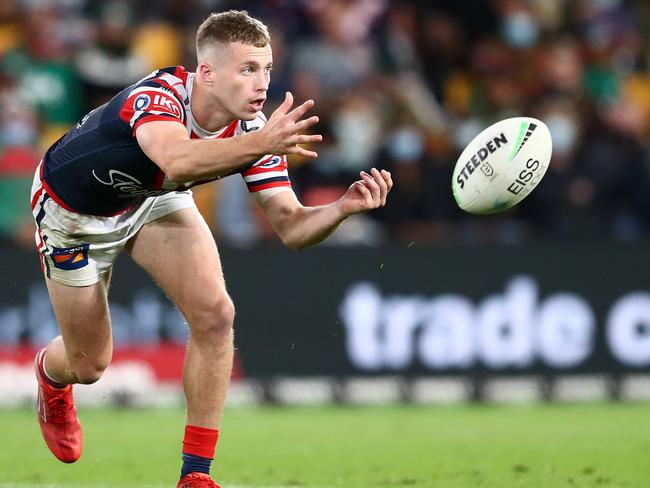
[
  {"x1": 180, "y1": 452, "x2": 212, "y2": 478},
  {"x1": 38, "y1": 350, "x2": 67, "y2": 389},
  {"x1": 182, "y1": 425, "x2": 219, "y2": 458},
  {"x1": 180, "y1": 425, "x2": 219, "y2": 477}
]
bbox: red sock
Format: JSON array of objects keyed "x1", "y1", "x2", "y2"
[{"x1": 182, "y1": 425, "x2": 219, "y2": 459}]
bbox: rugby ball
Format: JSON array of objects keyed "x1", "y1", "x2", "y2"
[{"x1": 452, "y1": 117, "x2": 552, "y2": 214}]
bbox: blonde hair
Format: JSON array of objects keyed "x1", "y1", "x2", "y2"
[{"x1": 196, "y1": 10, "x2": 270, "y2": 60}]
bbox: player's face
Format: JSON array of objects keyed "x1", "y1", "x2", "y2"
[{"x1": 211, "y1": 42, "x2": 273, "y2": 121}]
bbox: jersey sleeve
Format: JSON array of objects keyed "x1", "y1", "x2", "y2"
[
  {"x1": 119, "y1": 82, "x2": 185, "y2": 136},
  {"x1": 237, "y1": 116, "x2": 292, "y2": 202},
  {"x1": 241, "y1": 154, "x2": 292, "y2": 202}
]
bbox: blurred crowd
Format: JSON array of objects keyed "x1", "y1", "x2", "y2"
[{"x1": 2, "y1": 0, "x2": 650, "y2": 248}]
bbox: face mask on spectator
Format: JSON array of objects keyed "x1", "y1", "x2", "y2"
[
  {"x1": 546, "y1": 112, "x2": 578, "y2": 154},
  {"x1": 1, "y1": 119, "x2": 35, "y2": 147},
  {"x1": 502, "y1": 11, "x2": 538, "y2": 49},
  {"x1": 387, "y1": 127, "x2": 424, "y2": 164}
]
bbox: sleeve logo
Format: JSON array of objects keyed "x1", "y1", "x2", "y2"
[
  {"x1": 259, "y1": 156, "x2": 283, "y2": 168},
  {"x1": 134, "y1": 94, "x2": 151, "y2": 111},
  {"x1": 153, "y1": 94, "x2": 181, "y2": 117}
]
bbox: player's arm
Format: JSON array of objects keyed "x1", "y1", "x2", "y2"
[
  {"x1": 136, "y1": 92, "x2": 321, "y2": 183},
  {"x1": 259, "y1": 168, "x2": 393, "y2": 250}
]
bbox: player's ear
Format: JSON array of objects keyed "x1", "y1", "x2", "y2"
[{"x1": 197, "y1": 61, "x2": 214, "y2": 85}]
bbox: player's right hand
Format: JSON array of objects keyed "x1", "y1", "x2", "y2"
[{"x1": 257, "y1": 92, "x2": 322, "y2": 158}]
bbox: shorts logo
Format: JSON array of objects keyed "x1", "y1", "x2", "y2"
[
  {"x1": 134, "y1": 94, "x2": 151, "y2": 111},
  {"x1": 51, "y1": 244, "x2": 90, "y2": 270}
]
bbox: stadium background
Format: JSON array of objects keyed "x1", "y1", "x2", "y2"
[
  {"x1": 1, "y1": 1, "x2": 650, "y2": 487},
  {"x1": 2, "y1": 0, "x2": 650, "y2": 405}
]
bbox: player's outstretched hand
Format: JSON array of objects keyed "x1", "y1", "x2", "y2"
[
  {"x1": 258, "y1": 92, "x2": 323, "y2": 158},
  {"x1": 338, "y1": 167, "x2": 393, "y2": 216}
]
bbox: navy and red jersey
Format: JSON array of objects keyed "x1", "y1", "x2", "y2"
[{"x1": 40, "y1": 66, "x2": 290, "y2": 216}]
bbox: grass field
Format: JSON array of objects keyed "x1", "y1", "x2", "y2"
[{"x1": 0, "y1": 404, "x2": 648, "y2": 488}]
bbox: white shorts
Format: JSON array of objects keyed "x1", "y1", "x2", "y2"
[{"x1": 30, "y1": 169, "x2": 196, "y2": 287}]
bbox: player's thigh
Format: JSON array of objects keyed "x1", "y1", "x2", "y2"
[
  {"x1": 126, "y1": 208, "x2": 233, "y2": 327},
  {"x1": 45, "y1": 270, "x2": 113, "y2": 366}
]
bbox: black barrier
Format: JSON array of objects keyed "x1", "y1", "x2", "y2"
[{"x1": 2, "y1": 241, "x2": 650, "y2": 380}]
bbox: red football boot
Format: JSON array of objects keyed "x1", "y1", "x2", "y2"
[
  {"x1": 177, "y1": 473, "x2": 221, "y2": 488},
  {"x1": 34, "y1": 348, "x2": 83, "y2": 463}
]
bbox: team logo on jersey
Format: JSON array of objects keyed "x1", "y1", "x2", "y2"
[
  {"x1": 93, "y1": 168, "x2": 176, "y2": 198},
  {"x1": 134, "y1": 94, "x2": 151, "y2": 111},
  {"x1": 51, "y1": 244, "x2": 90, "y2": 270}
]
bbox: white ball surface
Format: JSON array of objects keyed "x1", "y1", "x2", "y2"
[{"x1": 452, "y1": 117, "x2": 552, "y2": 214}]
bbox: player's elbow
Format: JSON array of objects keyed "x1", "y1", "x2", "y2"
[
  {"x1": 137, "y1": 125, "x2": 196, "y2": 183},
  {"x1": 158, "y1": 141, "x2": 199, "y2": 183},
  {"x1": 160, "y1": 153, "x2": 193, "y2": 183},
  {"x1": 272, "y1": 206, "x2": 309, "y2": 250},
  {"x1": 281, "y1": 234, "x2": 309, "y2": 251},
  {"x1": 164, "y1": 162, "x2": 190, "y2": 184}
]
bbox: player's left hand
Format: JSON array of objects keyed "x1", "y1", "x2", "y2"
[{"x1": 338, "y1": 167, "x2": 393, "y2": 216}]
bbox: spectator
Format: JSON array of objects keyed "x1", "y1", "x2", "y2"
[{"x1": 2, "y1": 0, "x2": 650, "y2": 247}]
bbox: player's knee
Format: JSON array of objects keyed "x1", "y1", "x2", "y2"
[
  {"x1": 74, "y1": 366, "x2": 105, "y2": 385},
  {"x1": 71, "y1": 357, "x2": 110, "y2": 385},
  {"x1": 188, "y1": 296, "x2": 235, "y2": 341}
]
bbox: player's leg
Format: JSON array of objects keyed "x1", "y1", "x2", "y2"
[
  {"x1": 126, "y1": 207, "x2": 232, "y2": 486},
  {"x1": 41, "y1": 270, "x2": 113, "y2": 385},
  {"x1": 30, "y1": 184, "x2": 117, "y2": 464},
  {"x1": 31, "y1": 177, "x2": 116, "y2": 387},
  {"x1": 127, "y1": 209, "x2": 233, "y2": 428},
  {"x1": 34, "y1": 270, "x2": 113, "y2": 464}
]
